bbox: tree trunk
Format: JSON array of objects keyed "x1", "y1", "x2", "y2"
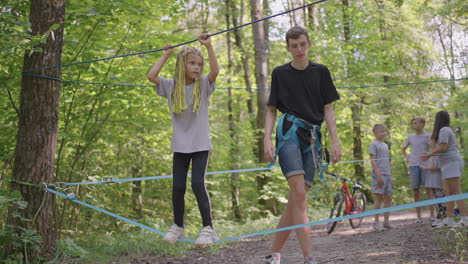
[
  {"x1": 7, "y1": 0, "x2": 66, "y2": 260},
  {"x1": 341, "y1": 0, "x2": 365, "y2": 180},
  {"x1": 225, "y1": 0, "x2": 242, "y2": 220},
  {"x1": 250, "y1": 0, "x2": 277, "y2": 215}
]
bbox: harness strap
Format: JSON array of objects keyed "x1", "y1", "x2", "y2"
[{"x1": 268, "y1": 113, "x2": 328, "y2": 181}]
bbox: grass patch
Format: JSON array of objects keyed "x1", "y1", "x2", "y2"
[{"x1": 435, "y1": 226, "x2": 467, "y2": 263}]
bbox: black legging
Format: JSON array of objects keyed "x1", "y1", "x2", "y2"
[{"x1": 172, "y1": 151, "x2": 213, "y2": 228}]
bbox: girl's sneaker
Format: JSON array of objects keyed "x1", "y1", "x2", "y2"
[
  {"x1": 453, "y1": 216, "x2": 468, "y2": 227},
  {"x1": 415, "y1": 218, "x2": 424, "y2": 224},
  {"x1": 434, "y1": 217, "x2": 455, "y2": 228},
  {"x1": 163, "y1": 224, "x2": 185, "y2": 243},
  {"x1": 265, "y1": 253, "x2": 281, "y2": 264},
  {"x1": 373, "y1": 222, "x2": 384, "y2": 232},
  {"x1": 383, "y1": 222, "x2": 394, "y2": 229},
  {"x1": 461, "y1": 216, "x2": 468, "y2": 226},
  {"x1": 195, "y1": 226, "x2": 219, "y2": 245},
  {"x1": 431, "y1": 218, "x2": 443, "y2": 227},
  {"x1": 304, "y1": 255, "x2": 318, "y2": 264}
]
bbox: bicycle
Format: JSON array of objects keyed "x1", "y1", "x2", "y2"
[{"x1": 326, "y1": 171, "x2": 367, "y2": 234}]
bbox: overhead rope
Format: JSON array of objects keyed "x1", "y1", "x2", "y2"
[{"x1": 23, "y1": 0, "x2": 328, "y2": 73}]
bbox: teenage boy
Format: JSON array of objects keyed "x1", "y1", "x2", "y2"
[{"x1": 263, "y1": 26, "x2": 341, "y2": 264}]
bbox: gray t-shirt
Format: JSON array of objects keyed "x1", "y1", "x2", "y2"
[
  {"x1": 437, "y1": 127, "x2": 463, "y2": 164},
  {"x1": 403, "y1": 132, "x2": 430, "y2": 166},
  {"x1": 369, "y1": 140, "x2": 391, "y2": 175},
  {"x1": 156, "y1": 74, "x2": 215, "y2": 153}
]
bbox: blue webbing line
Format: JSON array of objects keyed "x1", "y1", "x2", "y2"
[
  {"x1": 64, "y1": 151, "x2": 467, "y2": 186},
  {"x1": 214, "y1": 192, "x2": 468, "y2": 243},
  {"x1": 21, "y1": 74, "x2": 467, "y2": 91},
  {"x1": 46, "y1": 188, "x2": 195, "y2": 242},
  {"x1": 65, "y1": 166, "x2": 281, "y2": 186},
  {"x1": 47, "y1": 186, "x2": 467, "y2": 244},
  {"x1": 23, "y1": 0, "x2": 328, "y2": 73}
]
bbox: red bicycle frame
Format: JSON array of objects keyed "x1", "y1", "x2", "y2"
[{"x1": 340, "y1": 181, "x2": 360, "y2": 215}]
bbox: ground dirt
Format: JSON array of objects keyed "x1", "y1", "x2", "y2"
[{"x1": 119, "y1": 211, "x2": 465, "y2": 264}]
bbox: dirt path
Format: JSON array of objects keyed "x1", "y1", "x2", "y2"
[{"x1": 123, "y1": 211, "x2": 463, "y2": 264}]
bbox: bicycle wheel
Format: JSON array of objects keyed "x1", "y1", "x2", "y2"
[
  {"x1": 349, "y1": 192, "x2": 367, "y2": 228},
  {"x1": 327, "y1": 193, "x2": 344, "y2": 234}
]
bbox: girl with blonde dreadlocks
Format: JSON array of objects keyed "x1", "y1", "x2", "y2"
[{"x1": 148, "y1": 33, "x2": 219, "y2": 245}]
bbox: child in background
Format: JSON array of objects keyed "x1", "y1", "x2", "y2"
[
  {"x1": 420, "y1": 139, "x2": 445, "y2": 225},
  {"x1": 147, "y1": 33, "x2": 219, "y2": 245},
  {"x1": 402, "y1": 117, "x2": 431, "y2": 224},
  {"x1": 421, "y1": 110, "x2": 467, "y2": 227},
  {"x1": 369, "y1": 124, "x2": 393, "y2": 231}
]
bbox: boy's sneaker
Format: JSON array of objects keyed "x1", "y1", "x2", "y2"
[
  {"x1": 383, "y1": 222, "x2": 394, "y2": 229},
  {"x1": 373, "y1": 222, "x2": 384, "y2": 232},
  {"x1": 415, "y1": 218, "x2": 424, "y2": 224},
  {"x1": 265, "y1": 253, "x2": 281, "y2": 264},
  {"x1": 195, "y1": 226, "x2": 219, "y2": 245},
  {"x1": 163, "y1": 224, "x2": 185, "y2": 243},
  {"x1": 304, "y1": 255, "x2": 318, "y2": 264},
  {"x1": 429, "y1": 216, "x2": 436, "y2": 223}
]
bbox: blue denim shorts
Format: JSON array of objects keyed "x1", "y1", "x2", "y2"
[
  {"x1": 277, "y1": 138, "x2": 316, "y2": 187},
  {"x1": 409, "y1": 166, "x2": 427, "y2": 189}
]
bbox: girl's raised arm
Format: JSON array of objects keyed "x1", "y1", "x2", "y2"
[
  {"x1": 147, "y1": 44, "x2": 173, "y2": 86},
  {"x1": 198, "y1": 33, "x2": 219, "y2": 83}
]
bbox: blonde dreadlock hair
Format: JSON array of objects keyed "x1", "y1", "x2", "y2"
[{"x1": 172, "y1": 47, "x2": 204, "y2": 114}]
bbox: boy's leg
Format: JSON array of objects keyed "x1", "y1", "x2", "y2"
[
  {"x1": 270, "y1": 175, "x2": 310, "y2": 256},
  {"x1": 270, "y1": 184, "x2": 309, "y2": 254},
  {"x1": 190, "y1": 151, "x2": 213, "y2": 227},
  {"x1": 413, "y1": 188, "x2": 421, "y2": 218},
  {"x1": 383, "y1": 194, "x2": 392, "y2": 222},
  {"x1": 410, "y1": 166, "x2": 422, "y2": 219},
  {"x1": 288, "y1": 174, "x2": 311, "y2": 257},
  {"x1": 374, "y1": 194, "x2": 383, "y2": 222},
  {"x1": 172, "y1": 152, "x2": 191, "y2": 227}
]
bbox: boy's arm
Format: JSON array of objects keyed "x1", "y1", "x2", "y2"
[
  {"x1": 198, "y1": 33, "x2": 219, "y2": 83},
  {"x1": 370, "y1": 154, "x2": 383, "y2": 179},
  {"x1": 324, "y1": 103, "x2": 341, "y2": 163},
  {"x1": 264, "y1": 106, "x2": 277, "y2": 162},
  {"x1": 402, "y1": 138, "x2": 410, "y2": 161},
  {"x1": 147, "y1": 44, "x2": 173, "y2": 86}
]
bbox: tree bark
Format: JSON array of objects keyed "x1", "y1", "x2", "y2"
[
  {"x1": 225, "y1": 0, "x2": 242, "y2": 220},
  {"x1": 250, "y1": 0, "x2": 277, "y2": 215},
  {"x1": 7, "y1": 0, "x2": 66, "y2": 260},
  {"x1": 341, "y1": 0, "x2": 365, "y2": 180}
]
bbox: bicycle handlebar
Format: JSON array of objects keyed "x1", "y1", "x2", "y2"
[{"x1": 325, "y1": 171, "x2": 363, "y2": 186}]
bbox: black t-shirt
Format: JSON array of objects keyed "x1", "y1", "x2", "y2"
[{"x1": 268, "y1": 61, "x2": 340, "y2": 125}]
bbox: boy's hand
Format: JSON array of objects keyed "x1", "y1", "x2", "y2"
[
  {"x1": 198, "y1": 33, "x2": 211, "y2": 46},
  {"x1": 419, "y1": 166, "x2": 429, "y2": 171},
  {"x1": 163, "y1": 44, "x2": 173, "y2": 56},
  {"x1": 377, "y1": 174, "x2": 384, "y2": 185},
  {"x1": 264, "y1": 138, "x2": 276, "y2": 163},
  {"x1": 331, "y1": 142, "x2": 341, "y2": 163}
]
